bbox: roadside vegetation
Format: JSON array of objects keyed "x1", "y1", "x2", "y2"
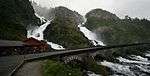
[{"x1": 43, "y1": 60, "x2": 82, "y2": 76}]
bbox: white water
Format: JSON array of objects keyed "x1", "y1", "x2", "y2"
[
  {"x1": 27, "y1": 20, "x2": 51, "y2": 40},
  {"x1": 136, "y1": 65, "x2": 150, "y2": 73},
  {"x1": 129, "y1": 55, "x2": 148, "y2": 62},
  {"x1": 29, "y1": 1, "x2": 150, "y2": 75},
  {"x1": 27, "y1": 13, "x2": 65, "y2": 50},
  {"x1": 99, "y1": 54, "x2": 150, "y2": 76},
  {"x1": 117, "y1": 57, "x2": 150, "y2": 65},
  {"x1": 78, "y1": 17, "x2": 105, "y2": 46},
  {"x1": 146, "y1": 54, "x2": 150, "y2": 57},
  {"x1": 100, "y1": 61, "x2": 135, "y2": 76},
  {"x1": 86, "y1": 71, "x2": 101, "y2": 76},
  {"x1": 35, "y1": 13, "x2": 47, "y2": 23},
  {"x1": 88, "y1": 73, "x2": 101, "y2": 76},
  {"x1": 145, "y1": 51, "x2": 150, "y2": 57},
  {"x1": 47, "y1": 42, "x2": 65, "y2": 50}
]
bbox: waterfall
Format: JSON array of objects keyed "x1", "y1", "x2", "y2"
[
  {"x1": 47, "y1": 42, "x2": 65, "y2": 50},
  {"x1": 100, "y1": 61, "x2": 135, "y2": 76},
  {"x1": 35, "y1": 13, "x2": 47, "y2": 23},
  {"x1": 27, "y1": 20, "x2": 51, "y2": 40},
  {"x1": 99, "y1": 53, "x2": 150, "y2": 76},
  {"x1": 27, "y1": 13, "x2": 65, "y2": 50},
  {"x1": 87, "y1": 71, "x2": 101, "y2": 76},
  {"x1": 78, "y1": 17, "x2": 105, "y2": 46}
]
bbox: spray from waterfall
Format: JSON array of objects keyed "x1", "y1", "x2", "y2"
[
  {"x1": 27, "y1": 20, "x2": 51, "y2": 40},
  {"x1": 78, "y1": 16, "x2": 105, "y2": 46},
  {"x1": 27, "y1": 13, "x2": 65, "y2": 50}
]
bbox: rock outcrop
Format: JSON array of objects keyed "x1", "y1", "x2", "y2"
[
  {"x1": 86, "y1": 9, "x2": 119, "y2": 21},
  {"x1": 44, "y1": 6, "x2": 92, "y2": 49}
]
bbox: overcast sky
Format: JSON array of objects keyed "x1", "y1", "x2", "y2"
[{"x1": 32, "y1": 0, "x2": 150, "y2": 19}]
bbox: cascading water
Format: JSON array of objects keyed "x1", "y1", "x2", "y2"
[
  {"x1": 27, "y1": 20, "x2": 51, "y2": 40},
  {"x1": 26, "y1": 1, "x2": 150, "y2": 76},
  {"x1": 47, "y1": 42, "x2": 65, "y2": 50},
  {"x1": 77, "y1": 16, "x2": 150, "y2": 76},
  {"x1": 35, "y1": 13, "x2": 47, "y2": 23},
  {"x1": 87, "y1": 71, "x2": 101, "y2": 76},
  {"x1": 98, "y1": 52, "x2": 150, "y2": 76},
  {"x1": 78, "y1": 17, "x2": 105, "y2": 46},
  {"x1": 100, "y1": 61, "x2": 135, "y2": 76},
  {"x1": 77, "y1": 16, "x2": 105, "y2": 76},
  {"x1": 27, "y1": 13, "x2": 65, "y2": 50}
]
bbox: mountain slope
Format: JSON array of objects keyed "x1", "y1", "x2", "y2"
[
  {"x1": 44, "y1": 6, "x2": 92, "y2": 49},
  {"x1": 85, "y1": 9, "x2": 150, "y2": 45},
  {"x1": 0, "y1": 0, "x2": 40, "y2": 40}
]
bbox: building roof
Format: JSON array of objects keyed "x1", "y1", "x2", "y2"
[
  {"x1": 23, "y1": 37, "x2": 47, "y2": 46},
  {"x1": 0, "y1": 40, "x2": 24, "y2": 47},
  {"x1": 0, "y1": 37, "x2": 48, "y2": 47}
]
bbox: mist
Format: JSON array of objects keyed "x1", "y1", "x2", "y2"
[{"x1": 32, "y1": 0, "x2": 150, "y2": 19}]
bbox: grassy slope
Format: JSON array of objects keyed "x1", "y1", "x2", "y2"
[{"x1": 43, "y1": 60, "x2": 82, "y2": 76}]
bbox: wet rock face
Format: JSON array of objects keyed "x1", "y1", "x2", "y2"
[{"x1": 0, "y1": 0, "x2": 41, "y2": 40}]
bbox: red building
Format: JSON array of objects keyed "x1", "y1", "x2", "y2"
[
  {"x1": 23, "y1": 37, "x2": 49, "y2": 52},
  {"x1": 0, "y1": 37, "x2": 49, "y2": 56}
]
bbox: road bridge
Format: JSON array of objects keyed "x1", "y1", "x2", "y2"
[{"x1": 0, "y1": 43, "x2": 150, "y2": 76}]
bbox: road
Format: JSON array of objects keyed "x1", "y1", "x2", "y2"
[
  {"x1": 0, "y1": 43, "x2": 150, "y2": 76},
  {"x1": 14, "y1": 61, "x2": 44, "y2": 76}
]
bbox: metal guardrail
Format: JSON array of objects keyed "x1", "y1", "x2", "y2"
[{"x1": 0, "y1": 43, "x2": 150, "y2": 76}]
